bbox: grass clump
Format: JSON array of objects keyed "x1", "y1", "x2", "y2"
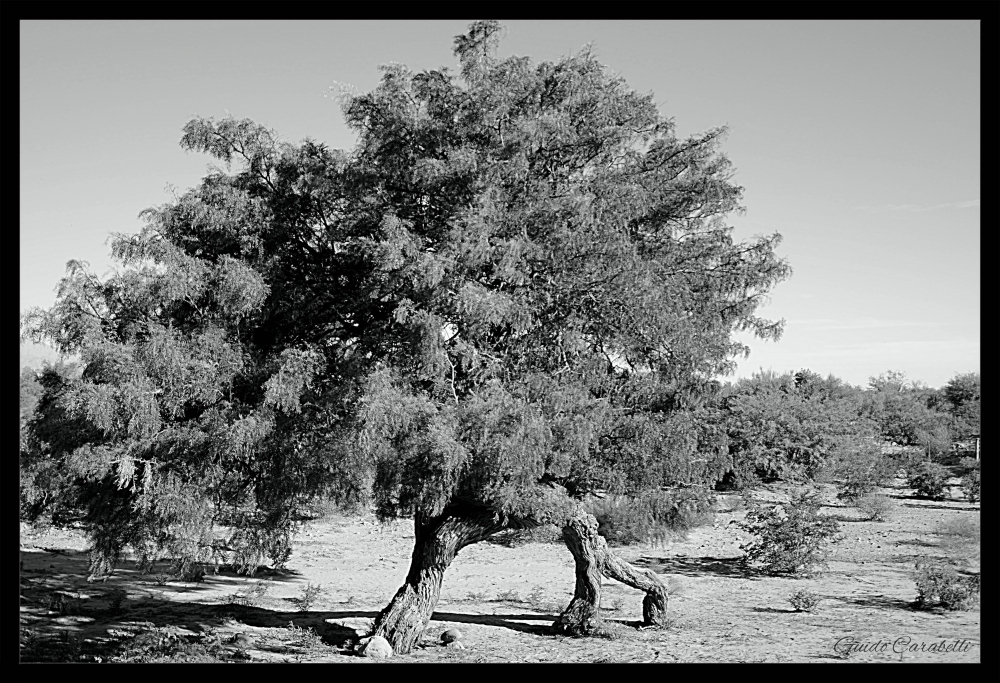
[
  {"x1": 590, "y1": 620, "x2": 633, "y2": 640},
  {"x1": 738, "y1": 490, "x2": 839, "y2": 577}
]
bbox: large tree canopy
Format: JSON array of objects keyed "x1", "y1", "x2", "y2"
[
  {"x1": 721, "y1": 369, "x2": 876, "y2": 485},
  {"x1": 21, "y1": 21, "x2": 791, "y2": 653}
]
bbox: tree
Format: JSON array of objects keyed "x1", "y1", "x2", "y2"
[
  {"x1": 722, "y1": 369, "x2": 875, "y2": 485},
  {"x1": 863, "y1": 370, "x2": 950, "y2": 450},
  {"x1": 21, "y1": 21, "x2": 790, "y2": 654},
  {"x1": 942, "y1": 371, "x2": 980, "y2": 440}
]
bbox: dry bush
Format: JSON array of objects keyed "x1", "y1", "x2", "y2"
[
  {"x1": 738, "y1": 490, "x2": 839, "y2": 577},
  {"x1": 854, "y1": 493, "x2": 896, "y2": 522},
  {"x1": 788, "y1": 589, "x2": 820, "y2": 612},
  {"x1": 959, "y1": 458, "x2": 980, "y2": 503},
  {"x1": 913, "y1": 560, "x2": 980, "y2": 611},
  {"x1": 906, "y1": 461, "x2": 950, "y2": 500}
]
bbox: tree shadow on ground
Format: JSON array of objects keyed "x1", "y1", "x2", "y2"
[
  {"x1": 826, "y1": 514, "x2": 867, "y2": 523},
  {"x1": 634, "y1": 555, "x2": 745, "y2": 577},
  {"x1": 901, "y1": 502, "x2": 979, "y2": 512},
  {"x1": 896, "y1": 538, "x2": 938, "y2": 548},
  {"x1": 20, "y1": 548, "x2": 353, "y2": 662},
  {"x1": 323, "y1": 609, "x2": 558, "y2": 636},
  {"x1": 833, "y1": 594, "x2": 919, "y2": 611},
  {"x1": 751, "y1": 606, "x2": 797, "y2": 614},
  {"x1": 20, "y1": 588, "x2": 361, "y2": 662},
  {"x1": 21, "y1": 545, "x2": 304, "y2": 591}
]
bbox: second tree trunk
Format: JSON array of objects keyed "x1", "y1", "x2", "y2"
[{"x1": 553, "y1": 508, "x2": 669, "y2": 635}]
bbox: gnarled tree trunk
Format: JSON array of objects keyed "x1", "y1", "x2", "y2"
[
  {"x1": 370, "y1": 505, "x2": 508, "y2": 655},
  {"x1": 553, "y1": 508, "x2": 668, "y2": 636}
]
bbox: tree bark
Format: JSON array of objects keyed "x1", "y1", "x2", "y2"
[
  {"x1": 553, "y1": 508, "x2": 669, "y2": 636},
  {"x1": 370, "y1": 505, "x2": 507, "y2": 655}
]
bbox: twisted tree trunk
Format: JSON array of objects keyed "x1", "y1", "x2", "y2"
[
  {"x1": 553, "y1": 508, "x2": 668, "y2": 636},
  {"x1": 370, "y1": 505, "x2": 507, "y2": 655}
]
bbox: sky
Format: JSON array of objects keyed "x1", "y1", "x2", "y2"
[{"x1": 20, "y1": 20, "x2": 980, "y2": 389}]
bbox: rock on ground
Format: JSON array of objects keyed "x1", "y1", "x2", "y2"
[
  {"x1": 441, "y1": 628, "x2": 463, "y2": 643},
  {"x1": 358, "y1": 635, "x2": 393, "y2": 659}
]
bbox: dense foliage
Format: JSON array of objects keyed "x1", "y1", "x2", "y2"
[
  {"x1": 721, "y1": 369, "x2": 877, "y2": 484},
  {"x1": 20, "y1": 21, "x2": 792, "y2": 578}
]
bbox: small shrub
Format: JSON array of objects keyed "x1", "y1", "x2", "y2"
[
  {"x1": 907, "y1": 461, "x2": 949, "y2": 500},
  {"x1": 835, "y1": 449, "x2": 896, "y2": 501},
  {"x1": 738, "y1": 490, "x2": 840, "y2": 576},
  {"x1": 495, "y1": 589, "x2": 522, "y2": 603},
  {"x1": 913, "y1": 560, "x2": 980, "y2": 610},
  {"x1": 959, "y1": 458, "x2": 980, "y2": 503},
  {"x1": 465, "y1": 590, "x2": 487, "y2": 602},
  {"x1": 788, "y1": 589, "x2": 820, "y2": 612},
  {"x1": 48, "y1": 592, "x2": 82, "y2": 616},
  {"x1": 297, "y1": 583, "x2": 325, "y2": 611},
  {"x1": 106, "y1": 587, "x2": 128, "y2": 613},
  {"x1": 855, "y1": 493, "x2": 896, "y2": 522},
  {"x1": 173, "y1": 560, "x2": 206, "y2": 583},
  {"x1": 226, "y1": 579, "x2": 272, "y2": 610},
  {"x1": 282, "y1": 621, "x2": 324, "y2": 649}
]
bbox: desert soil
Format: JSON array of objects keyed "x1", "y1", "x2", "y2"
[{"x1": 20, "y1": 477, "x2": 980, "y2": 663}]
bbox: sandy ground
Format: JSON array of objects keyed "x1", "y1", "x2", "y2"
[{"x1": 20, "y1": 478, "x2": 980, "y2": 663}]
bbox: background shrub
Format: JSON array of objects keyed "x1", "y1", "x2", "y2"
[
  {"x1": 788, "y1": 589, "x2": 820, "y2": 612},
  {"x1": 959, "y1": 458, "x2": 980, "y2": 503},
  {"x1": 854, "y1": 493, "x2": 896, "y2": 522},
  {"x1": 486, "y1": 523, "x2": 563, "y2": 548},
  {"x1": 738, "y1": 490, "x2": 839, "y2": 576},
  {"x1": 587, "y1": 488, "x2": 715, "y2": 546},
  {"x1": 835, "y1": 448, "x2": 897, "y2": 501},
  {"x1": 913, "y1": 560, "x2": 980, "y2": 610},
  {"x1": 907, "y1": 462, "x2": 950, "y2": 500}
]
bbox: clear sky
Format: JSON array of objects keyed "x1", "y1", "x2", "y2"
[{"x1": 20, "y1": 20, "x2": 980, "y2": 389}]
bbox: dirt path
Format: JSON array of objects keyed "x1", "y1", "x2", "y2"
[{"x1": 20, "y1": 479, "x2": 980, "y2": 663}]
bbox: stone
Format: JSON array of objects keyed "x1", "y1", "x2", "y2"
[
  {"x1": 359, "y1": 635, "x2": 393, "y2": 659},
  {"x1": 441, "y1": 628, "x2": 462, "y2": 644},
  {"x1": 231, "y1": 633, "x2": 252, "y2": 649}
]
